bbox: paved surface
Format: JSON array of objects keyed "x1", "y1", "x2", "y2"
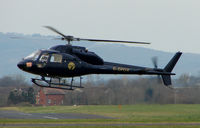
[
  {"x1": 1, "y1": 123, "x2": 200, "y2": 127},
  {"x1": 0, "y1": 110, "x2": 112, "y2": 119},
  {"x1": 1, "y1": 110, "x2": 199, "y2": 127}
]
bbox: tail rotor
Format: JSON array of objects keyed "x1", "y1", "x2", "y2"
[{"x1": 152, "y1": 56, "x2": 162, "y2": 83}]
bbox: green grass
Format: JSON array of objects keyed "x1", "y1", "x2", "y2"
[{"x1": 1, "y1": 104, "x2": 200, "y2": 125}]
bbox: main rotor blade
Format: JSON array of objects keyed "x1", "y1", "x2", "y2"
[
  {"x1": 10, "y1": 36, "x2": 52, "y2": 40},
  {"x1": 44, "y1": 26, "x2": 67, "y2": 38},
  {"x1": 44, "y1": 26, "x2": 150, "y2": 45},
  {"x1": 77, "y1": 38, "x2": 150, "y2": 44}
]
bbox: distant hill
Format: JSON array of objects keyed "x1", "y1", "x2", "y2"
[{"x1": 0, "y1": 32, "x2": 199, "y2": 79}]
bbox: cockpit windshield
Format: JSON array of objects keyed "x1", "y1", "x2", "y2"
[{"x1": 24, "y1": 50, "x2": 41, "y2": 60}]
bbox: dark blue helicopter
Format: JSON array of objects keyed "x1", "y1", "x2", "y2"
[{"x1": 17, "y1": 26, "x2": 182, "y2": 90}]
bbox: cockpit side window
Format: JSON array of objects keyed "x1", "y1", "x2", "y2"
[
  {"x1": 50, "y1": 54, "x2": 62, "y2": 63},
  {"x1": 39, "y1": 53, "x2": 49, "y2": 63}
]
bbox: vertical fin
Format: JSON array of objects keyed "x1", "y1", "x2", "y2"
[
  {"x1": 164, "y1": 52, "x2": 182, "y2": 72},
  {"x1": 162, "y1": 52, "x2": 182, "y2": 86}
]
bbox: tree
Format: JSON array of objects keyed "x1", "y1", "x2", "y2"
[
  {"x1": 145, "y1": 88, "x2": 153, "y2": 102},
  {"x1": 27, "y1": 87, "x2": 35, "y2": 104}
]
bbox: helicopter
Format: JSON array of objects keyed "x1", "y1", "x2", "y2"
[{"x1": 17, "y1": 26, "x2": 182, "y2": 90}]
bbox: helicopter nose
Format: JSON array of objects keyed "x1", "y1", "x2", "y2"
[{"x1": 17, "y1": 61, "x2": 26, "y2": 70}]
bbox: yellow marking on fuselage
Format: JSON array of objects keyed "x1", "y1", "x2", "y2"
[{"x1": 68, "y1": 62, "x2": 76, "y2": 70}]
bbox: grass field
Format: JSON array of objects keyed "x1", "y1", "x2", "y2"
[{"x1": 1, "y1": 104, "x2": 200, "y2": 128}]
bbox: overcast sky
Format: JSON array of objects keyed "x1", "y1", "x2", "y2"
[{"x1": 0, "y1": 0, "x2": 200, "y2": 53}]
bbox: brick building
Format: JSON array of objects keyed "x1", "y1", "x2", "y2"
[{"x1": 36, "y1": 88, "x2": 65, "y2": 106}]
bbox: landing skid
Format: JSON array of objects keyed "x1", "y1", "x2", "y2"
[{"x1": 32, "y1": 77, "x2": 84, "y2": 90}]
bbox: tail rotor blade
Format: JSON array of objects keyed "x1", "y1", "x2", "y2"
[
  {"x1": 157, "y1": 75, "x2": 162, "y2": 84},
  {"x1": 152, "y1": 56, "x2": 158, "y2": 69},
  {"x1": 152, "y1": 56, "x2": 162, "y2": 84}
]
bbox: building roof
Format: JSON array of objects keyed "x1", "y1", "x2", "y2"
[{"x1": 42, "y1": 88, "x2": 65, "y2": 95}]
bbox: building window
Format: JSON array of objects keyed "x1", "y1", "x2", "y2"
[{"x1": 48, "y1": 99, "x2": 51, "y2": 104}]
